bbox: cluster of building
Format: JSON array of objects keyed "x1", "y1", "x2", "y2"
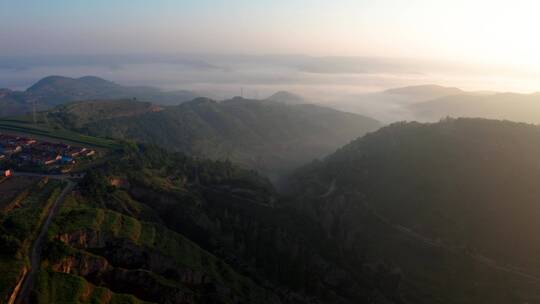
[{"x1": 0, "y1": 133, "x2": 95, "y2": 170}]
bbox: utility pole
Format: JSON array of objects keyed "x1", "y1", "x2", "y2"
[{"x1": 32, "y1": 100, "x2": 37, "y2": 124}]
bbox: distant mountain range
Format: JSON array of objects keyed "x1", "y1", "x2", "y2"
[
  {"x1": 6, "y1": 76, "x2": 540, "y2": 125},
  {"x1": 0, "y1": 75, "x2": 199, "y2": 117},
  {"x1": 287, "y1": 117, "x2": 540, "y2": 303},
  {"x1": 324, "y1": 84, "x2": 471, "y2": 122},
  {"x1": 265, "y1": 91, "x2": 307, "y2": 105},
  {"x1": 42, "y1": 97, "x2": 381, "y2": 180},
  {"x1": 327, "y1": 84, "x2": 540, "y2": 124},
  {"x1": 384, "y1": 84, "x2": 465, "y2": 101},
  {"x1": 411, "y1": 92, "x2": 540, "y2": 123}
]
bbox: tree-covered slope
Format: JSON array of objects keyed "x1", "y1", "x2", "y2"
[
  {"x1": 21, "y1": 144, "x2": 401, "y2": 304},
  {"x1": 44, "y1": 99, "x2": 163, "y2": 128},
  {"x1": 287, "y1": 118, "x2": 540, "y2": 303},
  {"x1": 46, "y1": 97, "x2": 381, "y2": 180}
]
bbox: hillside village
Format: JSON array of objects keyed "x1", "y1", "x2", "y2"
[{"x1": 0, "y1": 133, "x2": 95, "y2": 173}]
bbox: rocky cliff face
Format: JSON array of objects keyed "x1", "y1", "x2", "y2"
[
  {"x1": 57, "y1": 229, "x2": 106, "y2": 249},
  {"x1": 46, "y1": 203, "x2": 281, "y2": 304},
  {"x1": 51, "y1": 253, "x2": 110, "y2": 277}
]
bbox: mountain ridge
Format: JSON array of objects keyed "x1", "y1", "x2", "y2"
[
  {"x1": 286, "y1": 117, "x2": 540, "y2": 303},
  {"x1": 265, "y1": 91, "x2": 307, "y2": 105},
  {"x1": 384, "y1": 84, "x2": 464, "y2": 97},
  {"x1": 42, "y1": 97, "x2": 381, "y2": 180},
  {"x1": 0, "y1": 75, "x2": 200, "y2": 117},
  {"x1": 410, "y1": 92, "x2": 540, "y2": 123}
]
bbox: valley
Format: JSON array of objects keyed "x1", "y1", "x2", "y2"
[
  {"x1": 2, "y1": 76, "x2": 540, "y2": 304},
  {"x1": 5, "y1": 1, "x2": 540, "y2": 303}
]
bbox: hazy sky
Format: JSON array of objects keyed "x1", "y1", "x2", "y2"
[{"x1": 2, "y1": 0, "x2": 540, "y2": 67}]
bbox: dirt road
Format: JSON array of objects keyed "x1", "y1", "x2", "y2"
[{"x1": 14, "y1": 180, "x2": 75, "y2": 304}]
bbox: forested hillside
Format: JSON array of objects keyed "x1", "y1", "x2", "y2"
[
  {"x1": 19, "y1": 144, "x2": 401, "y2": 303},
  {"x1": 45, "y1": 97, "x2": 381, "y2": 180},
  {"x1": 287, "y1": 118, "x2": 540, "y2": 303}
]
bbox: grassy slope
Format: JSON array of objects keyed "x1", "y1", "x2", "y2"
[
  {"x1": 0, "y1": 179, "x2": 63, "y2": 301},
  {"x1": 36, "y1": 270, "x2": 153, "y2": 304},
  {"x1": 39, "y1": 189, "x2": 273, "y2": 304}
]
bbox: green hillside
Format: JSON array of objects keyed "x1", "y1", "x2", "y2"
[
  {"x1": 43, "y1": 97, "x2": 381, "y2": 180},
  {"x1": 0, "y1": 76, "x2": 199, "y2": 117},
  {"x1": 0, "y1": 178, "x2": 64, "y2": 301},
  {"x1": 6, "y1": 112, "x2": 540, "y2": 303},
  {"x1": 19, "y1": 144, "x2": 400, "y2": 303},
  {"x1": 287, "y1": 118, "x2": 540, "y2": 303}
]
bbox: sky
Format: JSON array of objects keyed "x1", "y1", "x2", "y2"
[
  {"x1": 2, "y1": 0, "x2": 540, "y2": 66},
  {"x1": 2, "y1": 0, "x2": 540, "y2": 95}
]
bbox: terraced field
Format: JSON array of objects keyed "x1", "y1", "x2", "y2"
[
  {"x1": 0, "y1": 178, "x2": 64, "y2": 302},
  {"x1": 42, "y1": 192, "x2": 265, "y2": 303},
  {"x1": 0, "y1": 176, "x2": 39, "y2": 212},
  {"x1": 36, "y1": 270, "x2": 153, "y2": 304}
]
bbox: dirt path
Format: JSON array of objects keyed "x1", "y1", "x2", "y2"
[
  {"x1": 319, "y1": 179, "x2": 336, "y2": 198},
  {"x1": 14, "y1": 180, "x2": 75, "y2": 304},
  {"x1": 360, "y1": 200, "x2": 540, "y2": 283},
  {"x1": 12, "y1": 171, "x2": 69, "y2": 180}
]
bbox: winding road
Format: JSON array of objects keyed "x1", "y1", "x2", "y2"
[
  {"x1": 14, "y1": 176, "x2": 76, "y2": 304},
  {"x1": 359, "y1": 200, "x2": 540, "y2": 283},
  {"x1": 319, "y1": 179, "x2": 336, "y2": 198}
]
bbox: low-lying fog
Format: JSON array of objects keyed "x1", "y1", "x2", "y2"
[{"x1": 2, "y1": 54, "x2": 540, "y2": 123}]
